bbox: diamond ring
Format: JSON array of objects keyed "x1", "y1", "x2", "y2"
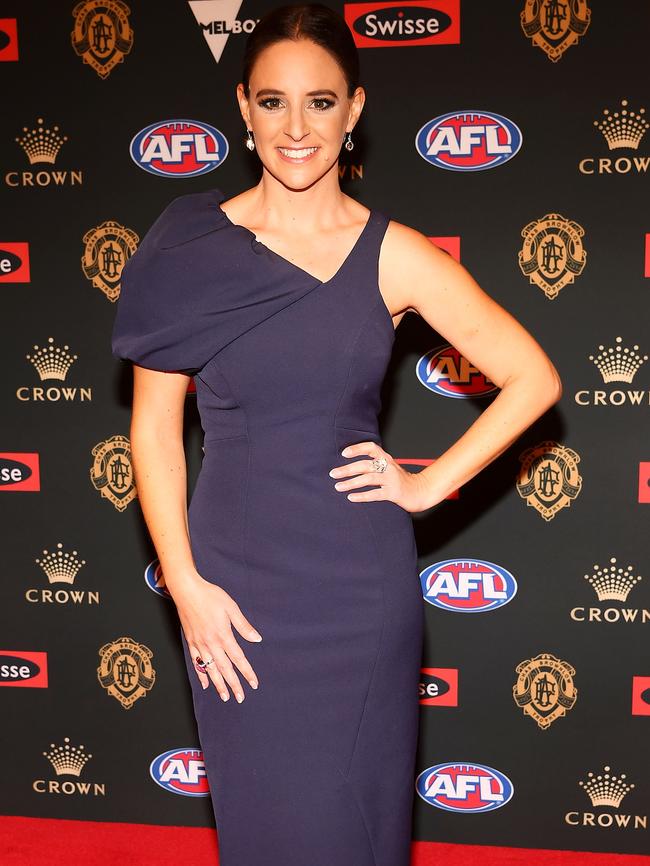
[
  {"x1": 371, "y1": 456, "x2": 388, "y2": 473},
  {"x1": 195, "y1": 655, "x2": 214, "y2": 670}
]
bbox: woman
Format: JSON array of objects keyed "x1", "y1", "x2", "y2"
[{"x1": 111, "y1": 3, "x2": 561, "y2": 864}]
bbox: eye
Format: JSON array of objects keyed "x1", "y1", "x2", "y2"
[
  {"x1": 258, "y1": 97, "x2": 283, "y2": 111},
  {"x1": 311, "y1": 97, "x2": 335, "y2": 111}
]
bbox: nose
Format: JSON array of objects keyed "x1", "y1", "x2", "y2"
[{"x1": 284, "y1": 104, "x2": 310, "y2": 142}]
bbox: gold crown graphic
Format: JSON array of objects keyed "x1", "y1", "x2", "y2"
[
  {"x1": 579, "y1": 765, "x2": 635, "y2": 808},
  {"x1": 588, "y1": 336, "x2": 647, "y2": 384},
  {"x1": 43, "y1": 737, "x2": 92, "y2": 777},
  {"x1": 585, "y1": 556, "x2": 642, "y2": 602},
  {"x1": 26, "y1": 337, "x2": 78, "y2": 381},
  {"x1": 35, "y1": 542, "x2": 86, "y2": 585},
  {"x1": 594, "y1": 99, "x2": 648, "y2": 150},
  {"x1": 15, "y1": 118, "x2": 68, "y2": 165}
]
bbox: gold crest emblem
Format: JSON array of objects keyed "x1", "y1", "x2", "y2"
[
  {"x1": 513, "y1": 652, "x2": 577, "y2": 729},
  {"x1": 517, "y1": 440, "x2": 582, "y2": 520},
  {"x1": 520, "y1": 0, "x2": 591, "y2": 62},
  {"x1": 81, "y1": 221, "x2": 139, "y2": 302},
  {"x1": 90, "y1": 434, "x2": 136, "y2": 512},
  {"x1": 97, "y1": 636, "x2": 155, "y2": 709},
  {"x1": 71, "y1": 0, "x2": 134, "y2": 79},
  {"x1": 518, "y1": 213, "x2": 587, "y2": 300}
]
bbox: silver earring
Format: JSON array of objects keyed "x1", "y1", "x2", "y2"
[
  {"x1": 344, "y1": 131, "x2": 354, "y2": 151},
  {"x1": 245, "y1": 129, "x2": 255, "y2": 151}
]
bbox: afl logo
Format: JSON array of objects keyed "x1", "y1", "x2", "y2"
[
  {"x1": 415, "y1": 110, "x2": 522, "y2": 171},
  {"x1": 129, "y1": 120, "x2": 229, "y2": 177},
  {"x1": 416, "y1": 762, "x2": 514, "y2": 812},
  {"x1": 420, "y1": 558, "x2": 517, "y2": 612},
  {"x1": 144, "y1": 559, "x2": 171, "y2": 599},
  {"x1": 416, "y1": 344, "x2": 498, "y2": 398},
  {"x1": 149, "y1": 747, "x2": 210, "y2": 796}
]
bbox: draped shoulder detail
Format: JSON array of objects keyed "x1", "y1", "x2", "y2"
[{"x1": 110, "y1": 187, "x2": 324, "y2": 377}]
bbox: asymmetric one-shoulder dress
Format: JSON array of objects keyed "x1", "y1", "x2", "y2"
[{"x1": 111, "y1": 187, "x2": 424, "y2": 866}]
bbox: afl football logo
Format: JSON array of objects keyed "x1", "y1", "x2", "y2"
[
  {"x1": 144, "y1": 558, "x2": 171, "y2": 599},
  {"x1": 416, "y1": 761, "x2": 514, "y2": 812},
  {"x1": 415, "y1": 110, "x2": 522, "y2": 171},
  {"x1": 420, "y1": 558, "x2": 517, "y2": 612},
  {"x1": 150, "y1": 747, "x2": 210, "y2": 796},
  {"x1": 416, "y1": 343, "x2": 498, "y2": 398},
  {"x1": 129, "y1": 119, "x2": 228, "y2": 177}
]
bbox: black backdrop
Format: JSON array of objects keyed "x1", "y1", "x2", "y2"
[{"x1": 2, "y1": 0, "x2": 649, "y2": 857}]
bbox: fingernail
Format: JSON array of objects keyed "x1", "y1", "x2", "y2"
[
  {"x1": 251, "y1": 633, "x2": 263, "y2": 642},
  {"x1": 222, "y1": 693, "x2": 229, "y2": 701},
  {"x1": 341, "y1": 448, "x2": 349, "y2": 456},
  {"x1": 202, "y1": 681, "x2": 209, "y2": 690},
  {"x1": 236, "y1": 693, "x2": 244, "y2": 703},
  {"x1": 249, "y1": 679, "x2": 258, "y2": 689}
]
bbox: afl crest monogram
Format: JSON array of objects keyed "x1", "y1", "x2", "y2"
[
  {"x1": 513, "y1": 652, "x2": 578, "y2": 729},
  {"x1": 71, "y1": 0, "x2": 134, "y2": 79},
  {"x1": 97, "y1": 637, "x2": 156, "y2": 708}
]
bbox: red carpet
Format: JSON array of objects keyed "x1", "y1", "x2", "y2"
[{"x1": 1, "y1": 816, "x2": 649, "y2": 865}]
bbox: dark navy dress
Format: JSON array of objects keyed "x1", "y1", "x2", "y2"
[{"x1": 111, "y1": 187, "x2": 424, "y2": 866}]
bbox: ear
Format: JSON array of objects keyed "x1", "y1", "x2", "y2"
[
  {"x1": 348, "y1": 86, "x2": 366, "y2": 128},
  {"x1": 236, "y1": 83, "x2": 251, "y2": 127}
]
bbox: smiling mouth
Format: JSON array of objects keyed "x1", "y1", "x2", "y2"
[{"x1": 277, "y1": 146, "x2": 319, "y2": 159}]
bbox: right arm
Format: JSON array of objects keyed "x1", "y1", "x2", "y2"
[{"x1": 130, "y1": 364, "x2": 262, "y2": 701}]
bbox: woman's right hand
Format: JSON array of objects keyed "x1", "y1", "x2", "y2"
[{"x1": 173, "y1": 575, "x2": 263, "y2": 702}]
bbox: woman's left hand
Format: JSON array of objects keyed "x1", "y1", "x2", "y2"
[{"x1": 329, "y1": 441, "x2": 432, "y2": 514}]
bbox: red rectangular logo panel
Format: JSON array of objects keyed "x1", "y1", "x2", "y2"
[{"x1": 344, "y1": 1, "x2": 460, "y2": 48}]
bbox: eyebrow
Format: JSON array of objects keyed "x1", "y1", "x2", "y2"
[{"x1": 254, "y1": 89, "x2": 339, "y2": 98}]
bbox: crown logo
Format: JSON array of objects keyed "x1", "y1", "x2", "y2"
[
  {"x1": 588, "y1": 336, "x2": 647, "y2": 384},
  {"x1": 43, "y1": 737, "x2": 92, "y2": 776},
  {"x1": 15, "y1": 118, "x2": 68, "y2": 165},
  {"x1": 26, "y1": 337, "x2": 78, "y2": 381},
  {"x1": 579, "y1": 765, "x2": 635, "y2": 808},
  {"x1": 594, "y1": 99, "x2": 648, "y2": 150},
  {"x1": 584, "y1": 556, "x2": 642, "y2": 602},
  {"x1": 35, "y1": 542, "x2": 86, "y2": 585}
]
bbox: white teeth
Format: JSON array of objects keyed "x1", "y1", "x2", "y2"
[{"x1": 278, "y1": 147, "x2": 318, "y2": 158}]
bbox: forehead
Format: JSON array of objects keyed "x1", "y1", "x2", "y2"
[{"x1": 249, "y1": 38, "x2": 346, "y2": 87}]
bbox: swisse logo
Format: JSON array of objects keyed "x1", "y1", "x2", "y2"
[
  {"x1": 144, "y1": 559, "x2": 171, "y2": 599},
  {"x1": 416, "y1": 110, "x2": 522, "y2": 171},
  {"x1": 130, "y1": 119, "x2": 228, "y2": 177},
  {"x1": 419, "y1": 667, "x2": 458, "y2": 706},
  {"x1": 416, "y1": 343, "x2": 497, "y2": 398},
  {"x1": 345, "y1": 1, "x2": 460, "y2": 48},
  {"x1": 0, "y1": 651, "x2": 48, "y2": 687},
  {"x1": 150, "y1": 748, "x2": 210, "y2": 796},
  {"x1": 0, "y1": 242, "x2": 30, "y2": 282},
  {"x1": 421, "y1": 558, "x2": 517, "y2": 612},
  {"x1": 416, "y1": 762, "x2": 514, "y2": 812},
  {"x1": 0, "y1": 453, "x2": 40, "y2": 491}
]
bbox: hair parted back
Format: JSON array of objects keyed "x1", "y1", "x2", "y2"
[{"x1": 241, "y1": 3, "x2": 360, "y2": 99}]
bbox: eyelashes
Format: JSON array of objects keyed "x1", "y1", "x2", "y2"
[{"x1": 257, "y1": 97, "x2": 336, "y2": 112}]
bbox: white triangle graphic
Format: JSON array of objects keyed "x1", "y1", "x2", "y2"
[{"x1": 188, "y1": 0, "x2": 245, "y2": 64}]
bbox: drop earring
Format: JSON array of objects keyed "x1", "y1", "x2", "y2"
[
  {"x1": 344, "y1": 131, "x2": 354, "y2": 151},
  {"x1": 245, "y1": 129, "x2": 255, "y2": 151}
]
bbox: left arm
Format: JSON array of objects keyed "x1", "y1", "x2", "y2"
[{"x1": 330, "y1": 220, "x2": 562, "y2": 512}]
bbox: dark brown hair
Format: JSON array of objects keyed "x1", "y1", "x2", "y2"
[{"x1": 242, "y1": 3, "x2": 360, "y2": 99}]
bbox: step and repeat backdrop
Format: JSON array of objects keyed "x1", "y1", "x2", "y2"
[{"x1": 2, "y1": 0, "x2": 649, "y2": 857}]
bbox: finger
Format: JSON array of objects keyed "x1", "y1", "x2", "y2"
[
  {"x1": 346, "y1": 487, "x2": 387, "y2": 501},
  {"x1": 340, "y1": 441, "x2": 376, "y2": 459},
  {"x1": 229, "y1": 608, "x2": 263, "y2": 644},
  {"x1": 196, "y1": 643, "x2": 230, "y2": 701},
  {"x1": 331, "y1": 458, "x2": 385, "y2": 479},
  {"x1": 212, "y1": 646, "x2": 246, "y2": 703},
  {"x1": 189, "y1": 644, "x2": 210, "y2": 690},
  {"x1": 221, "y1": 636, "x2": 259, "y2": 690},
  {"x1": 335, "y1": 472, "x2": 386, "y2": 492}
]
